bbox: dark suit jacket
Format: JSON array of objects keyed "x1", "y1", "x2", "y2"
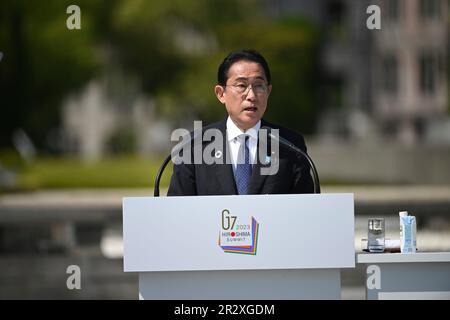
[{"x1": 167, "y1": 118, "x2": 314, "y2": 196}]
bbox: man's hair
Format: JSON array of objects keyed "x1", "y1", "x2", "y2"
[{"x1": 217, "y1": 49, "x2": 271, "y2": 86}]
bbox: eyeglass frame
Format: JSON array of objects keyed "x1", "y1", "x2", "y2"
[{"x1": 222, "y1": 82, "x2": 270, "y2": 95}]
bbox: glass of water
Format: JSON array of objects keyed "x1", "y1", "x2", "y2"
[{"x1": 368, "y1": 218, "x2": 385, "y2": 253}]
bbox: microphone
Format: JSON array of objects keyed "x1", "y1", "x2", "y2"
[
  {"x1": 154, "y1": 129, "x2": 202, "y2": 197},
  {"x1": 261, "y1": 126, "x2": 321, "y2": 194}
]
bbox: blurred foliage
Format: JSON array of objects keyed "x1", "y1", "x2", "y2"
[
  {"x1": 0, "y1": 0, "x2": 103, "y2": 149},
  {"x1": 106, "y1": 127, "x2": 137, "y2": 154},
  {"x1": 110, "y1": 0, "x2": 320, "y2": 132},
  {"x1": 18, "y1": 156, "x2": 171, "y2": 190},
  {"x1": 0, "y1": 149, "x2": 26, "y2": 170},
  {"x1": 0, "y1": 0, "x2": 320, "y2": 152}
]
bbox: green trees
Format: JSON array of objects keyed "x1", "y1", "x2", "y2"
[
  {"x1": 0, "y1": 0, "x2": 320, "y2": 151},
  {"x1": 0, "y1": 0, "x2": 101, "y2": 149}
]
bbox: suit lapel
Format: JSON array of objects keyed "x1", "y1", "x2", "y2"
[
  {"x1": 212, "y1": 119, "x2": 238, "y2": 194},
  {"x1": 211, "y1": 118, "x2": 273, "y2": 195},
  {"x1": 248, "y1": 121, "x2": 271, "y2": 194},
  {"x1": 214, "y1": 162, "x2": 237, "y2": 194}
]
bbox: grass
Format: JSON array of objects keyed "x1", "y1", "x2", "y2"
[
  {"x1": 1, "y1": 152, "x2": 387, "y2": 192},
  {"x1": 14, "y1": 156, "x2": 173, "y2": 190}
]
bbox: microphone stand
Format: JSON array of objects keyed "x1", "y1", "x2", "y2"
[
  {"x1": 154, "y1": 130, "x2": 201, "y2": 197},
  {"x1": 263, "y1": 127, "x2": 321, "y2": 194},
  {"x1": 154, "y1": 154, "x2": 172, "y2": 197},
  {"x1": 154, "y1": 128, "x2": 321, "y2": 195}
]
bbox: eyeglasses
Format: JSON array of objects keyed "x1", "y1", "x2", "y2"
[{"x1": 224, "y1": 83, "x2": 269, "y2": 95}]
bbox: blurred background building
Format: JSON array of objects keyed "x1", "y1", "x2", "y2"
[
  {"x1": 267, "y1": 0, "x2": 449, "y2": 145},
  {"x1": 0, "y1": 0, "x2": 449, "y2": 299}
]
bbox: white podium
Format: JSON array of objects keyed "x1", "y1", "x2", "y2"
[{"x1": 123, "y1": 193, "x2": 355, "y2": 299}]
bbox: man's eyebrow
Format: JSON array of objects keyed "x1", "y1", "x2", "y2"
[{"x1": 234, "y1": 76, "x2": 266, "y2": 82}]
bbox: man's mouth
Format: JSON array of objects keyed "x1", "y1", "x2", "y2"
[{"x1": 243, "y1": 106, "x2": 257, "y2": 112}]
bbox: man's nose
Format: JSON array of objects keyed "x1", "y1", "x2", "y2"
[{"x1": 245, "y1": 86, "x2": 257, "y2": 100}]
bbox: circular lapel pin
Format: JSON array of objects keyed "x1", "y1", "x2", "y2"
[{"x1": 215, "y1": 150, "x2": 223, "y2": 159}]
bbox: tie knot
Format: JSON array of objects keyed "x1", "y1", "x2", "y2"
[{"x1": 240, "y1": 134, "x2": 249, "y2": 144}]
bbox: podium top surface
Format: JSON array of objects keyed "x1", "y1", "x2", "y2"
[{"x1": 123, "y1": 193, "x2": 355, "y2": 272}]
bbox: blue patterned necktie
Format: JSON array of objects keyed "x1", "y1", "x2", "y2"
[{"x1": 235, "y1": 135, "x2": 252, "y2": 195}]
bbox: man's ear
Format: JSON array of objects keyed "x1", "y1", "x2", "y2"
[
  {"x1": 214, "y1": 85, "x2": 226, "y2": 104},
  {"x1": 267, "y1": 84, "x2": 272, "y2": 96}
]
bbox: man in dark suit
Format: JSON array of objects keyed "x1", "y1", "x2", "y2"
[{"x1": 168, "y1": 49, "x2": 314, "y2": 196}]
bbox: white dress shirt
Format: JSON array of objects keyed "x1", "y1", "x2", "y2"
[{"x1": 226, "y1": 117, "x2": 260, "y2": 171}]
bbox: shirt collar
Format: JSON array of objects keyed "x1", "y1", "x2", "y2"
[{"x1": 226, "y1": 117, "x2": 260, "y2": 142}]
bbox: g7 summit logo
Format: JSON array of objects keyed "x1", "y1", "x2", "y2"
[{"x1": 218, "y1": 209, "x2": 259, "y2": 255}]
